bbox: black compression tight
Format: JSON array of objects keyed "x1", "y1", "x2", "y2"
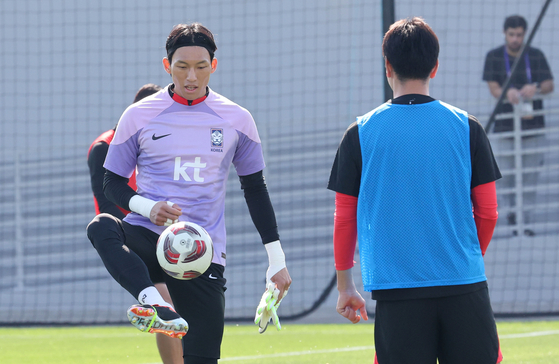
[{"x1": 86, "y1": 213, "x2": 153, "y2": 298}]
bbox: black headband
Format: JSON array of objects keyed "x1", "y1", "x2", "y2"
[{"x1": 167, "y1": 34, "x2": 216, "y2": 60}]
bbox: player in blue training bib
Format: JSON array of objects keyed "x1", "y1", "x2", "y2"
[{"x1": 328, "y1": 17, "x2": 502, "y2": 364}]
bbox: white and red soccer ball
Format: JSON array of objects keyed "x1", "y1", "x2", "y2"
[{"x1": 156, "y1": 221, "x2": 214, "y2": 280}]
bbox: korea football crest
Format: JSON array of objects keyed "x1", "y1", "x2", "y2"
[{"x1": 210, "y1": 128, "x2": 223, "y2": 152}]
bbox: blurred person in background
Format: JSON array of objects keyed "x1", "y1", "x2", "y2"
[
  {"x1": 87, "y1": 83, "x2": 184, "y2": 364},
  {"x1": 88, "y1": 83, "x2": 161, "y2": 219},
  {"x1": 483, "y1": 14, "x2": 554, "y2": 236}
]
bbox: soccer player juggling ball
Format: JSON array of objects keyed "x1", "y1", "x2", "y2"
[
  {"x1": 86, "y1": 23, "x2": 291, "y2": 364},
  {"x1": 328, "y1": 17, "x2": 502, "y2": 364}
]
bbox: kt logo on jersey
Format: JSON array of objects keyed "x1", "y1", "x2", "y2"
[{"x1": 211, "y1": 128, "x2": 223, "y2": 152}]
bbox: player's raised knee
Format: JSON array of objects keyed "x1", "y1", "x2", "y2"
[{"x1": 86, "y1": 213, "x2": 120, "y2": 241}]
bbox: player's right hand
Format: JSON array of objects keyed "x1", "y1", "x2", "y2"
[
  {"x1": 336, "y1": 290, "x2": 368, "y2": 324},
  {"x1": 506, "y1": 87, "x2": 521, "y2": 104},
  {"x1": 150, "y1": 201, "x2": 182, "y2": 226}
]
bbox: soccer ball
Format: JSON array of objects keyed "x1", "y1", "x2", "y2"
[{"x1": 156, "y1": 221, "x2": 214, "y2": 280}]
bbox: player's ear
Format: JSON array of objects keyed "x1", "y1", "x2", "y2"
[
  {"x1": 384, "y1": 57, "x2": 393, "y2": 78},
  {"x1": 429, "y1": 59, "x2": 439, "y2": 79},
  {"x1": 211, "y1": 58, "x2": 218, "y2": 73},
  {"x1": 163, "y1": 58, "x2": 171, "y2": 75}
]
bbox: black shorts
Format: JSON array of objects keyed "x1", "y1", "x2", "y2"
[
  {"x1": 374, "y1": 287, "x2": 499, "y2": 364},
  {"x1": 120, "y1": 220, "x2": 227, "y2": 360}
]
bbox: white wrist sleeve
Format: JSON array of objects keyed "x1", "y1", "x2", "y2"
[
  {"x1": 129, "y1": 195, "x2": 158, "y2": 219},
  {"x1": 265, "y1": 240, "x2": 286, "y2": 283}
]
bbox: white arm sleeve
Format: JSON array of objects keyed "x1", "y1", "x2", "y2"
[
  {"x1": 265, "y1": 240, "x2": 286, "y2": 283},
  {"x1": 129, "y1": 195, "x2": 158, "y2": 219}
]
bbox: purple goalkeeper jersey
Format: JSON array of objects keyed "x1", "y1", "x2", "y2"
[{"x1": 104, "y1": 86, "x2": 265, "y2": 266}]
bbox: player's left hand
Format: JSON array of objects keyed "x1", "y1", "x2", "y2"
[
  {"x1": 270, "y1": 267, "x2": 291, "y2": 300},
  {"x1": 254, "y1": 282, "x2": 287, "y2": 333},
  {"x1": 520, "y1": 83, "x2": 538, "y2": 100}
]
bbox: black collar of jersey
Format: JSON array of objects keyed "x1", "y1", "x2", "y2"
[
  {"x1": 168, "y1": 85, "x2": 210, "y2": 106},
  {"x1": 390, "y1": 94, "x2": 436, "y2": 105}
]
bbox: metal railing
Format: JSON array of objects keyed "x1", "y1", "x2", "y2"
[{"x1": 488, "y1": 94, "x2": 559, "y2": 237}]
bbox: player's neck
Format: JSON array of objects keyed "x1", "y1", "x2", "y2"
[
  {"x1": 391, "y1": 79, "x2": 430, "y2": 99},
  {"x1": 505, "y1": 45, "x2": 521, "y2": 57},
  {"x1": 170, "y1": 85, "x2": 209, "y2": 106}
]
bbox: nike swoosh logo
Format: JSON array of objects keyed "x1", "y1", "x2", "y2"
[
  {"x1": 152, "y1": 133, "x2": 171, "y2": 140},
  {"x1": 209, "y1": 273, "x2": 217, "y2": 279}
]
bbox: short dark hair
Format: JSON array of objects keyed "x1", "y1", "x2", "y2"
[
  {"x1": 133, "y1": 83, "x2": 162, "y2": 103},
  {"x1": 382, "y1": 17, "x2": 439, "y2": 81},
  {"x1": 114, "y1": 84, "x2": 163, "y2": 130},
  {"x1": 504, "y1": 15, "x2": 527, "y2": 32},
  {"x1": 166, "y1": 23, "x2": 217, "y2": 63}
]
